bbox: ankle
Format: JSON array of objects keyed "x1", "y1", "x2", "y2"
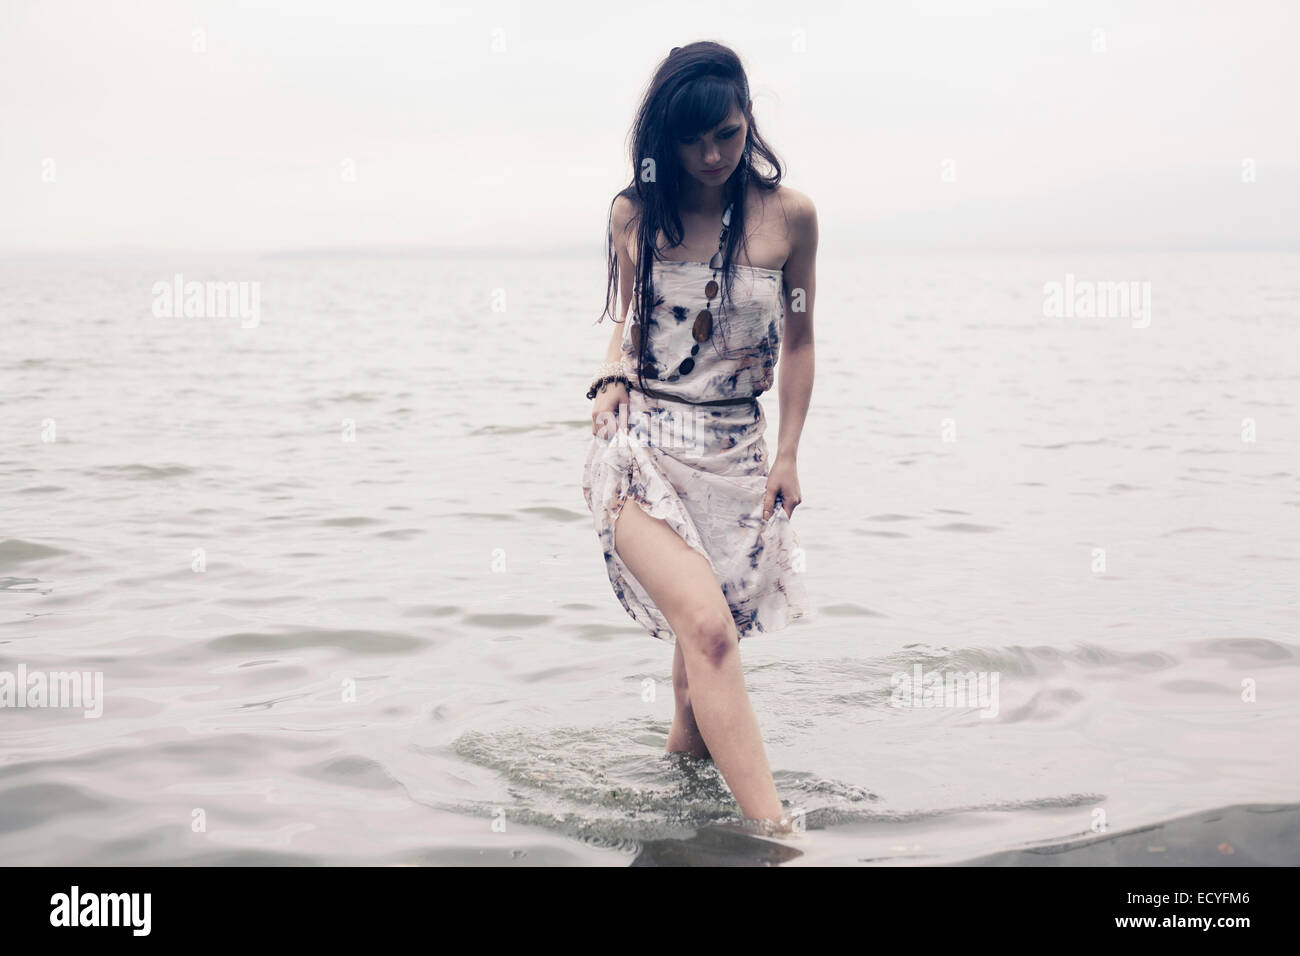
[{"x1": 743, "y1": 813, "x2": 797, "y2": 837}]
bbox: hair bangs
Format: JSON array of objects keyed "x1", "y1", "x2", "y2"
[{"x1": 665, "y1": 76, "x2": 736, "y2": 141}]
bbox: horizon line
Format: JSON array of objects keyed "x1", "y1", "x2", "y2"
[{"x1": 4, "y1": 240, "x2": 1300, "y2": 260}]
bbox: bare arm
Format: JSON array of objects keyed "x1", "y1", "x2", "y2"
[
  {"x1": 598, "y1": 194, "x2": 638, "y2": 366},
  {"x1": 774, "y1": 189, "x2": 817, "y2": 467},
  {"x1": 760, "y1": 189, "x2": 815, "y2": 520},
  {"x1": 589, "y1": 195, "x2": 638, "y2": 436}
]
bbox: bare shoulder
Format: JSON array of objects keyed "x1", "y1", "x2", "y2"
[
  {"x1": 610, "y1": 191, "x2": 642, "y2": 257},
  {"x1": 774, "y1": 185, "x2": 818, "y2": 249}
]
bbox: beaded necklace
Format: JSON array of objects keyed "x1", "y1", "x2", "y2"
[{"x1": 691, "y1": 201, "x2": 733, "y2": 346}]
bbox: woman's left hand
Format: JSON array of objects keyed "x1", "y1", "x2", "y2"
[{"x1": 763, "y1": 456, "x2": 801, "y2": 520}]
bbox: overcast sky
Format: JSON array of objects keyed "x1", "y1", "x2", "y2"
[{"x1": 2, "y1": 0, "x2": 1297, "y2": 255}]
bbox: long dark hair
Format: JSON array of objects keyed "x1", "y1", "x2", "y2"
[{"x1": 598, "y1": 41, "x2": 784, "y2": 395}]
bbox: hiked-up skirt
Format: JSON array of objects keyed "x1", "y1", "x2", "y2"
[{"x1": 581, "y1": 386, "x2": 809, "y2": 644}]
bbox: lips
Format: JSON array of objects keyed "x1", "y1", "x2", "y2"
[{"x1": 703, "y1": 165, "x2": 727, "y2": 174}]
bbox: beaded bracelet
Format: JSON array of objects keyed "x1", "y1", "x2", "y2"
[
  {"x1": 586, "y1": 374, "x2": 630, "y2": 401},
  {"x1": 586, "y1": 360, "x2": 634, "y2": 400}
]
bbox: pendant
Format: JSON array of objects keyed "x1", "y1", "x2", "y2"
[{"x1": 693, "y1": 309, "x2": 713, "y2": 342}]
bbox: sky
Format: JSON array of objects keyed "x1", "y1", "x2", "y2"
[{"x1": 2, "y1": 0, "x2": 1298, "y2": 255}]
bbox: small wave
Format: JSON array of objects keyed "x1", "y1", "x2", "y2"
[
  {"x1": 205, "y1": 626, "x2": 433, "y2": 655},
  {"x1": 461, "y1": 613, "x2": 552, "y2": 629},
  {"x1": 931, "y1": 522, "x2": 1000, "y2": 533},
  {"x1": 88, "y1": 464, "x2": 197, "y2": 480},
  {"x1": 820, "y1": 603, "x2": 887, "y2": 618},
  {"x1": 0, "y1": 539, "x2": 69, "y2": 569},
  {"x1": 518, "y1": 506, "x2": 586, "y2": 522}
]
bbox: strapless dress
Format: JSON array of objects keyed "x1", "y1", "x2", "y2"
[{"x1": 581, "y1": 258, "x2": 810, "y2": 644}]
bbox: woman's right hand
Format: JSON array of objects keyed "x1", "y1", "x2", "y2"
[{"x1": 590, "y1": 380, "x2": 629, "y2": 438}]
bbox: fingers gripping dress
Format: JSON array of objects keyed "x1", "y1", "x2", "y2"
[{"x1": 581, "y1": 259, "x2": 809, "y2": 644}]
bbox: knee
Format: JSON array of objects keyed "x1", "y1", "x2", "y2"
[{"x1": 679, "y1": 607, "x2": 738, "y2": 667}]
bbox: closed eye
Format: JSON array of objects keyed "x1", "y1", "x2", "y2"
[{"x1": 678, "y1": 125, "x2": 741, "y2": 145}]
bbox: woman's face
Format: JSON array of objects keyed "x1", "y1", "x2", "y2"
[{"x1": 675, "y1": 101, "x2": 749, "y2": 186}]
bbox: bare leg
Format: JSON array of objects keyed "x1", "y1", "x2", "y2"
[
  {"x1": 667, "y1": 639, "x2": 711, "y2": 759},
  {"x1": 614, "y1": 497, "x2": 785, "y2": 824}
]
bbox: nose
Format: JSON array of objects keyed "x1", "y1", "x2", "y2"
[{"x1": 703, "y1": 143, "x2": 721, "y2": 165}]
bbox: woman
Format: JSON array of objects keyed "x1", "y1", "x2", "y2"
[{"x1": 581, "y1": 41, "x2": 817, "y2": 835}]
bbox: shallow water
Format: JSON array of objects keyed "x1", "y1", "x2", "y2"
[{"x1": 2, "y1": 252, "x2": 1298, "y2": 865}]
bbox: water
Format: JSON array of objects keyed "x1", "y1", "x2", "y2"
[{"x1": 2, "y1": 252, "x2": 1298, "y2": 865}]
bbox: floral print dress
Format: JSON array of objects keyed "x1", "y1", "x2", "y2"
[{"x1": 581, "y1": 258, "x2": 810, "y2": 644}]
